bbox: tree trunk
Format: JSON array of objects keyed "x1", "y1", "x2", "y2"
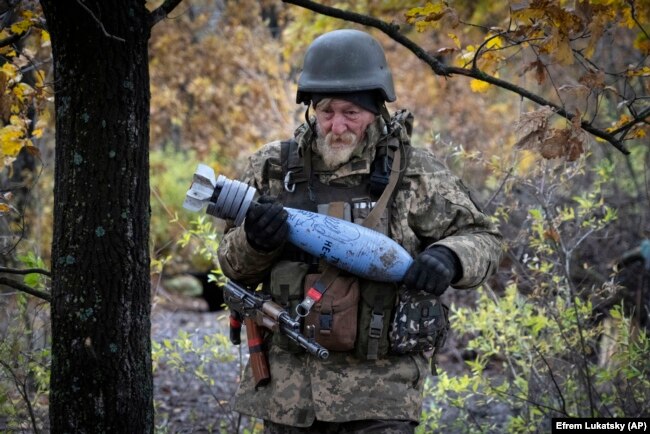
[{"x1": 40, "y1": 1, "x2": 153, "y2": 432}]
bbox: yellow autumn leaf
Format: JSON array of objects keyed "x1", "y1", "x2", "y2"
[
  {"x1": 0, "y1": 46, "x2": 16, "y2": 57},
  {"x1": 517, "y1": 149, "x2": 537, "y2": 174},
  {"x1": 0, "y1": 203, "x2": 11, "y2": 214},
  {"x1": 10, "y1": 114, "x2": 25, "y2": 127},
  {"x1": 13, "y1": 83, "x2": 34, "y2": 102},
  {"x1": 10, "y1": 19, "x2": 31, "y2": 35},
  {"x1": 32, "y1": 128, "x2": 43, "y2": 138},
  {"x1": 34, "y1": 69, "x2": 47, "y2": 89},
  {"x1": 606, "y1": 114, "x2": 633, "y2": 132},
  {"x1": 470, "y1": 79, "x2": 491, "y2": 93},
  {"x1": 511, "y1": 6, "x2": 545, "y2": 24},
  {"x1": 1, "y1": 63, "x2": 19, "y2": 81},
  {"x1": 457, "y1": 44, "x2": 477, "y2": 66},
  {"x1": 40, "y1": 29, "x2": 51, "y2": 48},
  {"x1": 405, "y1": 2, "x2": 445, "y2": 22},
  {"x1": 621, "y1": 7, "x2": 636, "y2": 29},
  {"x1": 448, "y1": 32, "x2": 461, "y2": 49},
  {"x1": 634, "y1": 35, "x2": 650, "y2": 55},
  {"x1": 485, "y1": 35, "x2": 504, "y2": 50},
  {"x1": 626, "y1": 66, "x2": 650, "y2": 77},
  {"x1": 0, "y1": 124, "x2": 25, "y2": 157},
  {"x1": 545, "y1": 30, "x2": 574, "y2": 65}
]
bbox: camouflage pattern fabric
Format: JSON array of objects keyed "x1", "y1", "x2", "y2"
[
  {"x1": 234, "y1": 346, "x2": 429, "y2": 427},
  {"x1": 216, "y1": 110, "x2": 503, "y2": 425},
  {"x1": 389, "y1": 291, "x2": 449, "y2": 354}
]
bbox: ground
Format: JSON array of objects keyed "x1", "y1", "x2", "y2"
[{"x1": 151, "y1": 289, "x2": 511, "y2": 434}]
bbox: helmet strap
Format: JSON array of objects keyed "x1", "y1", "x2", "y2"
[
  {"x1": 379, "y1": 104, "x2": 392, "y2": 134},
  {"x1": 304, "y1": 105, "x2": 317, "y2": 137}
]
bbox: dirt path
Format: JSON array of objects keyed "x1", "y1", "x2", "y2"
[{"x1": 151, "y1": 295, "x2": 254, "y2": 433}]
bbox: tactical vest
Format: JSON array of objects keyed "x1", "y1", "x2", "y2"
[{"x1": 265, "y1": 110, "x2": 414, "y2": 360}]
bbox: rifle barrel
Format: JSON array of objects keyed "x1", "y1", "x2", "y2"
[{"x1": 224, "y1": 280, "x2": 329, "y2": 360}]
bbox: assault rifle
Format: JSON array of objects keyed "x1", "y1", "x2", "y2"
[{"x1": 224, "y1": 279, "x2": 329, "y2": 387}]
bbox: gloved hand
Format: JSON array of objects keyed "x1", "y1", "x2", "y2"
[
  {"x1": 244, "y1": 195, "x2": 289, "y2": 252},
  {"x1": 403, "y1": 246, "x2": 462, "y2": 296}
]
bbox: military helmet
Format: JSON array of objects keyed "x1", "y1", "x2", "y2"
[{"x1": 296, "y1": 29, "x2": 396, "y2": 105}]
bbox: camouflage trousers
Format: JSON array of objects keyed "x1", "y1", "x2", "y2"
[{"x1": 264, "y1": 419, "x2": 418, "y2": 434}]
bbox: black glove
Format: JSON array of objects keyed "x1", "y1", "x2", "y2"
[
  {"x1": 403, "y1": 246, "x2": 462, "y2": 296},
  {"x1": 244, "y1": 195, "x2": 289, "y2": 252}
]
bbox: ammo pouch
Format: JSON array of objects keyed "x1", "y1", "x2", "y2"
[
  {"x1": 354, "y1": 281, "x2": 399, "y2": 360},
  {"x1": 389, "y1": 290, "x2": 450, "y2": 356},
  {"x1": 303, "y1": 273, "x2": 359, "y2": 352},
  {"x1": 269, "y1": 260, "x2": 310, "y2": 353}
]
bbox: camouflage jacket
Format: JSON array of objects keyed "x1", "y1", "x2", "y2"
[{"x1": 217, "y1": 111, "x2": 502, "y2": 426}]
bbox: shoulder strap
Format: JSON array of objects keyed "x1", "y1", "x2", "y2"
[{"x1": 370, "y1": 110, "x2": 412, "y2": 197}]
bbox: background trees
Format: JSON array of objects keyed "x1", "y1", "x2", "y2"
[{"x1": 0, "y1": 0, "x2": 648, "y2": 432}]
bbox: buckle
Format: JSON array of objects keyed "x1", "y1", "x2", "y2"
[
  {"x1": 369, "y1": 312, "x2": 384, "y2": 338},
  {"x1": 320, "y1": 312, "x2": 332, "y2": 333},
  {"x1": 283, "y1": 170, "x2": 296, "y2": 193}
]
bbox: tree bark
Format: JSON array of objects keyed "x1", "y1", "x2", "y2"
[{"x1": 40, "y1": 1, "x2": 153, "y2": 432}]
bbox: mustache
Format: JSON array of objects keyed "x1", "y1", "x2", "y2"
[{"x1": 324, "y1": 131, "x2": 357, "y2": 146}]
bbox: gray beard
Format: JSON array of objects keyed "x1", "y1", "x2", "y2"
[
  {"x1": 312, "y1": 116, "x2": 383, "y2": 170},
  {"x1": 314, "y1": 130, "x2": 362, "y2": 170}
]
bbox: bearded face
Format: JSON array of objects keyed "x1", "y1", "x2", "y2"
[
  {"x1": 315, "y1": 129, "x2": 361, "y2": 169},
  {"x1": 313, "y1": 98, "x2": 377, "y2": 169}
]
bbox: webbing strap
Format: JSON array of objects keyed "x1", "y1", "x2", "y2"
[
  {"x1": 359, "y1": 136, "x2": 401, "y2": 230},
  {"x1": 367, "y1": 292, "x2": 385, "y2": 360}
]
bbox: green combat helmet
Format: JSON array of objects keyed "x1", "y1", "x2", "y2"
[{"x1": 296, "y1": 29, "x2": 396, "y2": 105}]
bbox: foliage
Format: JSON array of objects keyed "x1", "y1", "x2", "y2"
[
  {"x1": 149, "y1": 0, "x2": 297, "y2": 173},
  {"x1": 0, "y1": 266, "x2": 50, "y2": 432},
  {"x1": 404, "y1": 0, "x2": 649, "y2": 156},
  {"x1": 150, "y1": 147, "x2": 223, "y2": 272},
  {"x1": 0, "y1": 0, "x2": 51, "y2": 172},
  {"x1": 418, "y1": 138, "x2": 649, "y2": 429},
  {"x1": 286, "y1": 0, "x2": 649, "y2": 159},
  {"x1": 420, "y1": 290, "x2": 650, "y2": 432},
  {"x1": 175, "y1": 214, "x2": 224, "y2": 272},
  {"x1": 1, "y1": 0, "x2": 649, "y2": 431},
  {"x1": 151, "y1": 326, "x2": 242, "y2": 433}
]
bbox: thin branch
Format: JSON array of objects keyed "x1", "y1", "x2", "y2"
[
  {"x1": 75, "y1": 0, "x2": 125, "y2": 43},
  {"x1": 0, "y1": 267, "x2": 51, "y2": 277},
  {"x1": 0, "y1": 31, "x2": 22, "y2": 48},
  {"x1": 282, "y1": 0, "x2": 448, "y2": 75},
  {"x1": 0, "y1": 359, "x2": 40, "y2": 433},
  {"x1": 149, "y1": 0, "x2": 184, "y2": 28},
  {"x1": 441, "y1": 66, "x2": 629, "y2": 154},
  {"x1": 484, "y1": 167, "x2": 513, "y2": 211},
  {"x1": 281, "y1": 0, "x2": 631, "y2": 155},
  {"x1": 0, "y1": 277, "x2": 51, "y2": 302},
  {"x1": 610, "y1": 106, "x2": 650, "y2": 137},
  {"x1": 533, "y1": 346, "x2": 568, "y2": 415}
]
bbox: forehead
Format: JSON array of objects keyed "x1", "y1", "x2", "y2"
[{"x1": 318, "y1": 98, "x2": 365, "y2": 112}]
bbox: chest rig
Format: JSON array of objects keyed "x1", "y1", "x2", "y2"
[{"x1": 266, "y1": 110, "x2": 413, "y2": 360}]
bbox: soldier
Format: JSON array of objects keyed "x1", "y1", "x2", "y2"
[{"x1": 217, "y1": 29, "x2": 502, "y2": 433}]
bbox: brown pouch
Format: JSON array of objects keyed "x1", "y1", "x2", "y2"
[{"x1": 303, "y1": 273, "x2": 360, "y2": 352}]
